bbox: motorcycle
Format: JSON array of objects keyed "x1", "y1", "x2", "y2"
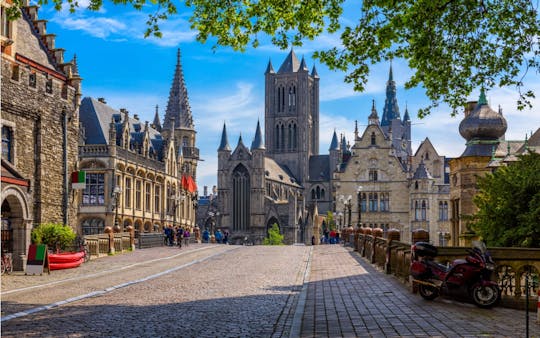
[{"x1": 410, "y1": 241, "x2": 500, "y2": 308}]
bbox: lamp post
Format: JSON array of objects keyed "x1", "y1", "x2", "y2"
[
  {"x1": 208, "y1": 211, "x2": 215, "y2": 234},
  {"x1": 356, "y1": 186, "x2": 363, "y2": 228},
  {"x1": 339, "y1": 194, "x2": 353, "y2": 227},
  {"x1": 112, "y1": 186, "x2": 122, "y2": 232},
  {"x1": 337, "y1": 211, "x2": 343, "y2": 230}
]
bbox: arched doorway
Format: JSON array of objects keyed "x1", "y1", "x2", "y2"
[
  {"x1": 1, "y1": 187, "x2": 30, "y2": 271},
  {"x1": 266, "y1": 217, "x2": 280, "y2": 236}
]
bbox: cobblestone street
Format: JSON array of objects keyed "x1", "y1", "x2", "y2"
[{"x1": 1, "y1": 243, "x2": 538, "y2": 337}]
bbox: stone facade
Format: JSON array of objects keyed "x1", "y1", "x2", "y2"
[
  {"x1": 1, "y1": 1, "x2": 81, "y2": 270},
  {"x1": 77, "y1": 50, "x2": 199, "y2": 236}
]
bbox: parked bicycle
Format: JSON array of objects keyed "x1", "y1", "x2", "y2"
[
  {"x1": 76, "y1": 236, "x2": 90, "y2": 262},
  {"x1": 1, "y1": 251, "x2": 13, "y2": 275}
]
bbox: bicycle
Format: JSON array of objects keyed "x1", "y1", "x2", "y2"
[
  {"x1": 1, "y1": 251, "x2": 13, "y2": 275},
  {"x1": 76, "y1": 236, "x2": 90, "y2": 263}
]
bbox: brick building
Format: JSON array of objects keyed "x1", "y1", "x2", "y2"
[{"x1": 1, "y1": 1, "x2": 82, "y2": 270}]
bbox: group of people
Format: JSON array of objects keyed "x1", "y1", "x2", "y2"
[
  {"x1": 320, "y1": 228, "x2": 341, "y2": 244},
  {"x1": 202, "y1": 228, "x2": 229, "y2": 244},
  {"x1": 163, "y1": 225, "x2": 191, "y2": 248}
]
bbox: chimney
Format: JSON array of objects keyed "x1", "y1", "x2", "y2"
[{"x1": 97, "y1": 97, "x2": 107, "y2": 104}]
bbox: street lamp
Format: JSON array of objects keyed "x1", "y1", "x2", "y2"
[
  {"x1": 112, "y1": 186, "x2": 122, "y2": 231},
  {"x1": 337, "y1": 211, "x2": 343, "y2": 230},
  {"x1": 339, "y1": 194, "x2": 353, "y2": 227},
  {"x1": 357, "y1": 186, "x2": 363, "y2": 228}
]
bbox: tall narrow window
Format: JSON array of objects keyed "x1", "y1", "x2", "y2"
[
  {"x1": 135, "y1": 180, "x2": 142, "y2": 210},
  {"x1": 1, "y1": 126, "x2": 13, "y2": 162},
  {"x1": 29, "y1": 73, "x2": 36, "y2": 88},
  {"x1": 154, "y1": 185, "x2": 161, "y2": 213},
  {"x1": 439, "y1": 201, "x2": 448, "y2": 221},
  {"x1": 371, "y1": 132, "x2": 376, "y2": 145},
  {"x1": 275, "y1": 124, "x2": 280, "y2": 149},
  {"x1": 360, "y1": 193, "x2": 367, "y2": 212},
  {"x1": 414, "y1": 201, "x2": 420, "y2": 220},
  {"x1": 232, "y1": 164, "x2": 250, "y2": 231},
  {"x1": 125, "y1": 178, "x2": 132, "y2": 208},
  {"x1": 45, "y1": 78, "x2": 53, "y2": 94},
  {"x1": 82, "y1": 173, "x2": 105, "y2": 205},
  {"x1": 1, "y1": 7, "x2": 11, "y2": 38},
  {"x1": 369, "y1": 193, "x2": 378, "y2": 212},
  {"x1": 288, "y1": 123, "x2": 293, "y2": 150},
  {"x1": 280, "y1": 124, "x2": 285, "y2": 151},
  {"x1": 369, "y1": 170, "x2": 378, "y2": 181},
  {"x1": 380, "y1": 193, "x2": 389, "y2": 212},
  {"x1": 421, "y1": 200, "x2": 427, "y2": 220},
  {"x1": 11, "y1": 64, "x2": 19, "y2": 81},
  {"x1": 145, "y1": 183, "x2": 151, "y2": 212}
]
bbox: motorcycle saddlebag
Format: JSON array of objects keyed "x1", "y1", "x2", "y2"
[
  {"x1": 413, "y1": 242, "x2": 438, "y2": 258},
  {"x1": 410, "y1": 260, "x2": 429, "y2": 278}
]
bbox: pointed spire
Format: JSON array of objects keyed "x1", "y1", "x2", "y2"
[
  {"x1": 311, "y1": 65, "x2": 319, "y2": 78},
  {"x1": 299, "y1": 56, "x2": 308, "y2": 71},
  {"x1": 478, "y1": 87, "x2": 488, "y2": 105},
  {"x1": 368, "y1": 99, "x2": 380, "y2": 125},
  {"x1": 251, "y1": 120, "x2": 265, "y2": 150},
  {"x1": 153, "y1": 105, "x2": 162, "y2": 132},
  {"x1": 218, "y1": 123, "x2": 231, "y2": 151},
  {"x1": 340, "y1": 133, "x2": 347, "y2": 151},
  {"x1": 278, "y1": 49, "x2": 301, "y2": 73},
  {"x1": 265, "y1": 59, "x2": 275, "y2": 74},
  {"x1": 163, "y1": 48, "x2": 194, "y2": 130},
  {"x1": 237, "y1": 133, "x2": 245, "y2": 147},
  {"x1": 329, "y1": 129, "x2": 339, "y2": 150},
  {"x1": 381, "y1": 63, "x2": 400, "y2": 126},
  {"x1": 404, "y1": 103, "x2": 411, "y2": 121},
  {"x1": 354, "y1": 120, "x2": 359, "y2": 139},
  {"x1": 71, "y1": 54, "x2": 79, "y2": 76}
]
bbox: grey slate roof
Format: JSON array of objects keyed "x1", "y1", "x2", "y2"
[
  {"x1": 264, "y1": 157, "x2": 302, "y2": 187},
  {"x1": 79, "y1": 97, "x2": 165, "y2": 160},
  {"x1": 308, "y1": 155, "x2": 331, "y2": 181},
  {"x1": 278, "y1": 49, "x2": 301, "y2": 73},
  {"x1": 329, "y1": 131, "x2": 339, "y2": 151},
  {"x1": 251, "y1": 120, "x2": 265, "y2": 150},
  {"x1": 412, "y1": 161, "x2": 433, "y2": 179},
  {"x1": 218, "y1": 123, "x2": 231, "y2": 151}
]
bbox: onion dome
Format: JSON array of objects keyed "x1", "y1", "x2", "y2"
[{"x1": 458, "y1": 89, "x2": 507, "y2": 157}]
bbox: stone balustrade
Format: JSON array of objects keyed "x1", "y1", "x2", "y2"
[
  {"x1": 84, "y1": 228, "x2": 134, "y2": 258},
  {"x1": 347, "y1": 228, "x2": 540, "y2": 310}
]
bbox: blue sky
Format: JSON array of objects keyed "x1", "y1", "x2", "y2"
[{"x1": 40, "y1": 1, "x2": 540, "y2": 195}]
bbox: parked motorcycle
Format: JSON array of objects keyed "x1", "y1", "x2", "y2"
[{"x1": 410, "y1": 241, "x2": 500, "y2": 308}]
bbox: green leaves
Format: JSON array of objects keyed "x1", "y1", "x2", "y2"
[
  {"x1": 9, "y1": 0, "x2": 539, "y2": 117},
  {"x1": 472, "y1": 152, "x2": 540, "y2": 248},
  {"x1": 263, "y1": 223, "x2": 284, "y2": 245}
]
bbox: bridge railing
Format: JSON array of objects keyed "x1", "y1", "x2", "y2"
[
  {"x1": 84, "y1": 228, "x2": 135, "y2": 258},
  {"x1": 341, "y1": 227, "x2": 540, "y2": 310}
]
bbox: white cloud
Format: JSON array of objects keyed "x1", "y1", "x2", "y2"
[{"x1": 56, "y1": 17, "x2": 126, "y2": 38}]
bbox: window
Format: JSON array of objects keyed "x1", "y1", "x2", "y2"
[
  {"x1": 182, "y1": 136, "x2": 189, "y2": 147},
  {"x1": 369, "y1": 193, "x2": 378, "y2": 212},
  {"x1": 145, "y1": 183, "x2": 151, "y2": 211},
  {"x1": 82, "y1": 173, "x2": 105, "y2": 205},
  {"x1": 414, "y1": 201, "x2": 420, "y2": 220},
  {"x1": 45, "y1": 79, "x2": 53, "y2": 94},
  {"x1": 360, "y1": 193, "x2": 367, "y2": 212},
  {"x1": 125, "y1": 177, "x2": 132, "y2": 208},
  {"x1": 439, "y1": 201, "x2": 448, "y2": 221},
  {"x1": 81, "y1": 218, "x2": 105, "y2": 235},
  {"x1": 371, "y1": 132, "x2": 376, "y2": 145},
  {"x1": 154, "y1": 185, "x2": 161, "y2": 213},
  {"x1": 135, "y1": 180, "x2": 142, "y2": 210},
  {"x1": 11, "y1": 64, "x2": 19, "y2": 81},
  {"x1": 29, "y1": 73, "x2": 36, "y2": 88},
  {"x1": 2, "y1": 126, "x2": 13, "y2": 162},
  {"x1": 369, "y1": 170, "x2": 378, "y2": 181},
  {"x1": 421, "y1": 200, "x2": 427, "y2": 220},
  {"x1": 1, "y1": 7, "x2": 11, "y2": 38},
  {"x1": 380, "y1": 193, "x2": 389, "y2": 212}
]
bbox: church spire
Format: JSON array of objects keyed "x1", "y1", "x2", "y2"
[
  {"x1": 152, "y1": 104, "x2": 162, "y2": 132},
  {"x1": 163, "y1": 48, "x2": 194, "y2": 130},
  {"x1": 218, "y1": 123, "x2": 231, "y2": 151},
  {"x1": 329, "y1": 129, "x2": 339, "y2": 150},
  {"x1": 381, "y1": 64, "x2": 400, "y2": 126},
  {"x1": 265, "y1": 59, "x2": 275, "y2": 74}
]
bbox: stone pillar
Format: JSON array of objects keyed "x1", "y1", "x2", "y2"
[
  {"x1": 126, "y1": 225, "x2": 135, "y2": 250},
  {"x1": 104, "y1": 226, "x2": 115, "y2": 254}
]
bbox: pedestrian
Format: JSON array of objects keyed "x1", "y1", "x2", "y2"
[
  {"x1": 311, "y1": 235, "x2": 315, "y2": 246},
  {"x1": 176, "y1": 226, "x2": 184, "y2": 248},
  {"x1": 223, "y1": 230, "x2": 229, "y2": 244},
  {"x1": 183, "y1": 228, "x2": 190, "y2": 246},
  {"x1": 215, "y1": 229, "x2": 223, "y2": 244},
  {"x1": 202, "y1": 228, "x2": 210, "y2": 243},
  {"x1": 163, "y1": 226, "x2": 170, "y2": 246}
]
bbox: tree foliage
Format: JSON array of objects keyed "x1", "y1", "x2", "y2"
[
  {"x1": 471, "y1": 152, "x2": 540, "y2": 247},
  {"x1": 263, "y1": 223, "x2": 284, "y2": 245},
  {"x1": 31, "y1": 223, "x2": 77, "y2": 251},
  {"x1": 8, "y1": 0, "x2": 539, "y2": 116},
  {"x1": 325, "y1": 211, "x2": 336, "y2": 231}
]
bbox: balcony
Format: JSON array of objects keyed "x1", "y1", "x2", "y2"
[{"x1": 182, "y1": 146, "x2": 199, "y2": 159}]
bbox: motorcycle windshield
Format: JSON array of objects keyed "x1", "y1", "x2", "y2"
[{"x1": 471, "y1": 240, "x2": 487, "y2": 254}]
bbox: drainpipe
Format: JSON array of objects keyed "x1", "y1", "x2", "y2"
[{"x1": 62, "y1": 109, "x2": 69, "y2": 226}]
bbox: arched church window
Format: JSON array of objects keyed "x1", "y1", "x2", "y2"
[
  {"x1": 321, "y1": 188, "x2": 325, "y2": 199},
  {"x1": 311, "y1": 189, "x2": 316, "y2": 200},
  {"x1": 275, "y1": 124, "x2": 280, "y2": 149},
  {"x1": 288, "y1": 123, "x2": 293, "y2": 150},
  {"x1": 293, "y1": 123, "x2": 297, "y2": 150},
  {"x1": 280, "y1": 124, "x2": 285, "y2": 151},
  {"x1": 232, "y1": 164, "x2": 250, "y2": 232},
  {"x1": 316, "y1": 186, "x2": 321, "y2": 199}
]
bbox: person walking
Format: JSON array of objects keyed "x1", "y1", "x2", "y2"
[
  {"x1": 215, "y1": 229, "x2": 223, "y2": 244},
  {"x1": 176, "y1": 227, "x2": 184, "y2": 248},
  {"x1": 183, "y1": 228, "x2": 190, "y2": 247},
  {"x1": 202, "y1": 229, "x2": 210, "y2": 243}
]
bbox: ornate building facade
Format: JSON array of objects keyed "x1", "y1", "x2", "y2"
[
  {"x1": 77, "y1": 50, "x2": 198, "y2": 235},
  {"x1": 1, "y1": 1, "x2": 82, "y2": 270},
  {"x1": 217, "y1": 51, "x2": 451, "y2": 245}
]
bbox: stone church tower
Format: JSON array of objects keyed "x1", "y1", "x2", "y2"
[{"x1": 264, "y1": 50, "x2": 320, "y2": 183}]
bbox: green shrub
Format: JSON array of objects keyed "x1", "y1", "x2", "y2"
[
  {"x1": 263, "y1": 223, "x2": 284, "y2": 245},
  {"x1": 31, "y1": 223, "x2": 77, "y2": 251}
]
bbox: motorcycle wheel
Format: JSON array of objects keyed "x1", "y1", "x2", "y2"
[
  {"x1": 418, "y1": 284, "x2": 439, "y2": 300},
  {"x1": 471, "y1": 284, "x2": 500, "y2": 308}
]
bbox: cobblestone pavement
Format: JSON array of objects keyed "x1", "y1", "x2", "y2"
[
  {"x1": 300, "y1": 245, "x2": 539, "y2": 338},
  {"x1": 1, "y1": 243, "x2": 538, "y2": 338}
]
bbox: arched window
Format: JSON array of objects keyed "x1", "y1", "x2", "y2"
[
  {"x1": 415, "y1": 181, "x2": 419, "y2": 190},
  {"x1": 2, "y1": 126, "x2": 13, "y2": 162},
  {"x1": 288, "y1": 123, "x2": 293, "y2": 150},
  {"x1": 371, "y1": 132, "x2": 376, "y2": 145},
  {"x1": 182, "y1": 136, "x2": 189, "y2": 147},
  {"x1": 421, "y1": 200, "x2": 427, "y2": 220},
  {"x1": 311, "y1": 189, "x2": 316, "y2": 200},
  {"x1": 439, "y1": 201, "x2": 448, "y2": 221},
  {"x1": 293, "y1": 123, "x2": 297, "y2": 150},
  {"x1": 280, "y1": 124, "x2": 285, "y2": 151},
  {"x1": 316, "y1": 186, "x2": 321, "y2": 199},
  {"x1": 369, "y1": 193, "x2": 378, "y2": 212},
  {"x1": 232, "y1": 164, "x2": 250, "y2": 231},
  {"x1": 275, "y1": 124, "x2": 280, "y2": 149},
  {"x1": 321, "y1": 188, "x2": 325, "y2": 199},
  {"x1": 414, "y1": 201, "x2": 420, "y2": 220}
]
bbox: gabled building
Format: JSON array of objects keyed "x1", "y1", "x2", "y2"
[
  {"x1": 77, "y1": 49, "x2": 198, "y2": 235},
  {"x1": 1, "y1": 1, "x2": 82, "y2": 270}
]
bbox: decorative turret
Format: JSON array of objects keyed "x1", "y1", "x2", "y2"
[
  {"x1": 218, "y1": 123, "x2": 231, "y2": 152},
  {"x1": 265, "y1": 59, "x2": 275, "y2": 74},
  {"x1": 311, "y1": 65, "x2": 319, "y2": 79},
  {"x1": 251, "y1": 120, "x2": 265, "y2": 150},
  {"x1": 459, "y1": 88, "x2": 507, "y2": 157},
  {"x1": 299, "y1": 57, "x2": 309, "y2": 72},
  {"x1": 368, "y1": 99, "x2": 380, "y2": 125},
  {"x1": 163, "y1": 49, "x2": 194, "y2": 130},
  {"x1": 329, "y1": 130, "x2": 339, "y2": 151},
  {"x1": 152, "y1": 105, "x2": 162, "y2": 132}
]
